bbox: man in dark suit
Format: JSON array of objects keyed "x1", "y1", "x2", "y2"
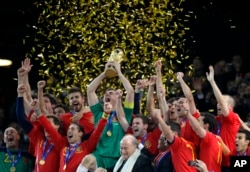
[{"x1": 113, "y1": 134, "x2": 154, "y2": 172}]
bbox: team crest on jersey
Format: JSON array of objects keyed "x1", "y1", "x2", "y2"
[
  {"x1": 62, "y1": 146, "x2": 82, "y2": 155},
  {"x1": 144, "y1": 140, "x2": 151, "y2": 148},
  {"x1": 75, "y1": 147, "x2": 82, "y2": 153}
]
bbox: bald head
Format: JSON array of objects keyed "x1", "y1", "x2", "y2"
[
  {"x1": 120, "y1": 134, "x2": 139, "y2": 160},
  {"x1": 121, "y1": 134, "x2": 138, "y2": 146}
]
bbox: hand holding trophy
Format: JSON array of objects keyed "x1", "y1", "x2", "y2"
[{"x1": 105, "y1": 48, "x2": 124, "y2": 78}]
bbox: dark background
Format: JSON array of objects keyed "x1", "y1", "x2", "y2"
[{"x1": 0, "y1": 0, "x2": 249, "y2": 122}]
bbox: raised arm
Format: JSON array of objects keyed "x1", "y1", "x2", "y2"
[
  {"x1": 177, "y1": 72, "x2": 197, "y2": 114},
  {"x1": 155, "y1": 60, "x2": 164, "y2": 92},
  {"x1": 17, "y1": 58, "x2": 33, "y2": 116},
  {"x1": 113, "y1": 61, "x2": 134, "y2": 103},
  {"x1": 37, "y1": 80, "x2": 48, "y2": 115},
  {"x1": 157, "y1": 86, "x2": 169, "y2": 122},
  {"x1": 155, "y1": 108, "x2": 174, "y2": 143},
  {"x1": 16, "y1": 84, "x2": 33, "y2": 133},
  {"x1": 134, "y1": 79, "x2": 149, "y2": 115},
  {"x1": 87, "y1": 62, "x2": 112, "y2": 106},
  {"x1": 146, "y1": 75, "x2": 157, "y2": 114},
  {"x1": 155, "y1": 60, "x2": 169, "y2": 121},
  {"x1": 186, "y1": 112, "x2": 206, "y2": 138},
  {"x1": 206, "y1": 65, "x2": 229, "y2": 116},
  {"x1": 115, "y1": 89, "x2": 129, "y2": 132},
  {"x1": 238, "y1": 116, "x2": 250, "y2": 132},
  {"x1": 21, "y1": 58, "x2": 33, "y2": 103}
]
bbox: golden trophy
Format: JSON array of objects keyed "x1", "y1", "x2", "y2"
[{"x1": 105, "y1": 48, "x2": 124, "y2": 78}]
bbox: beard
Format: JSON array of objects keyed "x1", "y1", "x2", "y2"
[{"x1": 72, "y1": 104, "x2": 83, "y2": 112}]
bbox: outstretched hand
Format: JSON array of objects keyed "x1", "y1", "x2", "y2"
[
  {"x1": 194, "y1": 159, "x2": 209, "y2": 172},
  {"x1": 206, "y1": 65, "x2": 214, "y2": 82},
  {"x1": 154, "y1": 59, "x2": 162, "y2": 73},
  {"x1": 135, "y1": 79, "x2": 149, "y2": 92},
  {"x1": 22, "y1": 58, "x2": 33, "y2": 72},
  {"x1": 115, "y1": 89, "x2": 123, "y2": 99},
  {"x1": 37, "y1": 80, "x2": 46, "y2": 90},
  {"x1": 176, "y1": 72, "x2": 184, "y2": 81},
  {"x1": 149, "y1": 75, "x2": 157, "y2": 86}
]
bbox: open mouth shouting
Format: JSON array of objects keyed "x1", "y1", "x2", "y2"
[{"x1": 72, "y1": 102, "x2": 82, "y2": 112}]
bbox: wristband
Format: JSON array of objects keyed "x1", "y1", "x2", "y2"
[
  {"x1": 102, "y1": 112, "x2": 110, "y2": 119},
  {"x1": 34, "y1": 109, "x2": 42, "y2": 116}
]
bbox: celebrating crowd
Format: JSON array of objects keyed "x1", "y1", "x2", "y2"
[{"x1": 0, "y1": 52, "x2": 250, "y2": 172}]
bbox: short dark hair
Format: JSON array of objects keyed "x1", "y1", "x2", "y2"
[
  {"x1": 70, "y1": 122, "x2": 92, "y2": 142},
  {"x1": 166, "y1": 121, "x2": 181, "y2": 136},
  {"x1": 133, "y1": 115, "x2": 149, "y2": 125},
  {"x1": 68, "y1": 86, "x2": 84, "y2": 97},
  {"x1": 238, "y1": 129, "x2": 250, "y2": 140},
  {"x1": 43, "y1": 93, "x2": 57, "y2": 105},
  {"x1": 200, "y1": 112, "x2": 217, "y2": 134},
  {"x1": 55, "y1": 103, "x2": 70, "y2": 113},
  {"x1": 7, "y1": 122, "x2": 23, "y2": 136},
  {"x1": 46, "y1": 115, "x2": 63, "y2": 134}
]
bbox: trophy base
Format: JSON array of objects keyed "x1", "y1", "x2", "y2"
[{"x1": 106, "y1": 68, "x2": 117, "y2": 78}]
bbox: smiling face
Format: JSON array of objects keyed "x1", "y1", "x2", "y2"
[
  {"x1": 67, "y1": 124, "x2": 83, "y2": 144},
  {"x1": 4, "y1": 127, "x2": 20, "y2": 149},
  {"x1": 120, "y1": 135, "x2": 137, "y2": 160},
  {"x1": 68, "y1": 92, "x2": 84, "y2": 112}
]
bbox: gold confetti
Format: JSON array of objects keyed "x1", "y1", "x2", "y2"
[{"x1": 26, "y1": 0, "x2": 192, "y2": 105}]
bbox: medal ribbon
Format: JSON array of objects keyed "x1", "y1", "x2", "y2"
[
  {"x1": 237, "y1": 151, "x2": 247, "y2": 156},
  {"x1": 107, "y1": 111, "x2": 116, "y2": 132},
  {"x1": 64, "y1": 143, "x2": 80, "y2": 165},
  {"x1": 41, "y1": 139, "x2": 54, "y2": 161},
  {"x1": 6, "y1": 149, "x2": 22, "y2": 168},
  {"x1": 141, "y1": 133, "x2": 149, "y2": 145}
]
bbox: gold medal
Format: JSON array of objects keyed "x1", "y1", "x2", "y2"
[
  {"x1": 63, "y1": 164, "x2": 67, "y2": 170},
  {"x1": 107, "y1": 130, "x2": 112, "y2": 136},
  {"x1": 39, "y1": 159, "x2": 45, "y2": 165},
  {"x1": 10, "y1": 167, "x2": 16, "y2": 172}
]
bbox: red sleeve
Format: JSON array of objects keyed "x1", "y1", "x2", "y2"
[
  {"x1": 38, "y1": 115, "x2": 67, "y2": 151},
  {"x1": 27, "y1": 124, "x2": 45, "y2": 155},
  {"x1": 151, "y1": 127, "x2": 162, "y2": 140},
  {"x1": 79, "y1": 111, "x2": 95, "y2": 134},
  {"x1": 60, "y1": 113, "x2": 72, "y2": 136},
  {"x1": 84, "y1": 118, "x2": 107, "y2": 153}
]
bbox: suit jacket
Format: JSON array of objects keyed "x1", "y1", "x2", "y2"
[
  {"x1": 131, "y1": 153, "x2": 154, "y2": 172},
  {"x1": 155, "y1": 152, "x2": 173, "y2": 172}
]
